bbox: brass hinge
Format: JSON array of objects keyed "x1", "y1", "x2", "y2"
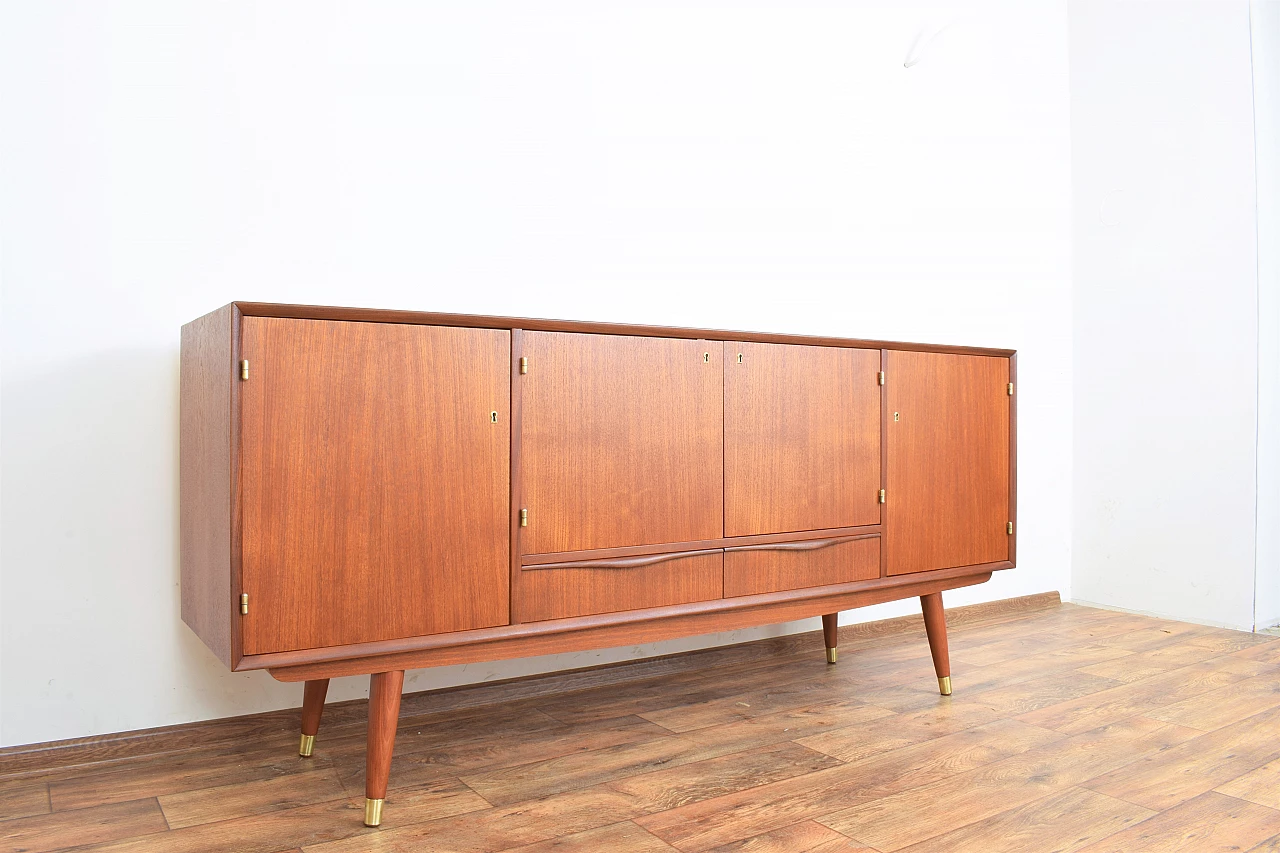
[
  {"x1": 519, "y1": 357, "x2": 528, "y2": 375},
  {"x1": 240, "y1": 593, "x2": 249, "y2": 615},
  {"x1": 1007, "y1": 521, "x2": 1014, "y2": 535},
  {"x1": 1008, "y1": 382, "x2": 1014, "y2": 396},
  {"x1": 520, "y1": 508, "x2": 528, "y2": 527},
  {"x1": 878, "y1": 371, "x2": 885, "y2": 386},
  {"x1": 239, "y1": 360, "x2": 249, "y2": 381},
  {"x1": 879, "y1": 489, "x2": 886, "y2": 504}
]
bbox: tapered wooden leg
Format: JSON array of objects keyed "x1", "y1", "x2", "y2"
[
  {"x1": 920, "y1": 592, "x2": 952, "y2": 695},
  {"x1": 298, "y1": 679, "x2": 329, "y2": 757},
  {"x1": 821, "y1": 613, "x2": 839, "y2": 664},
  {"x1": 364, "y1": 670, "x2": 404, "y2": 827}
]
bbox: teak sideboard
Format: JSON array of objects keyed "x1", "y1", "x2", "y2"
[{"x1": 180, "y1": 302, "x2": 1017, "y2": 827}]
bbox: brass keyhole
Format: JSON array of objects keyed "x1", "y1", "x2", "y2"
[
  {"x1": 737, "y1": 353, "x2": 743, "y2": 364},
  {"x1": 703, "y1": 352, "x2": 710, "y2": 362},
  {"x1": 894, "y1": 412, "x2": 900, "y2": 422},
  {"x1": 491, "y1": 411, "x2": 499, "y2": 423}
]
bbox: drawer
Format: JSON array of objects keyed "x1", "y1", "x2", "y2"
[
  {"x1": 517, "y1": 550, "x2": 724, "y2": 623},
  {"x1": 724, "y1": 534, "x2": 880, "y2": 597}
]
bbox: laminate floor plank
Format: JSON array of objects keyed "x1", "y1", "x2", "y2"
[
  {"x1": 637, "y1": 673, "x2": 856, "y2": 733},
  {"x1": 1216, "y1": 758, "x2": 1280, "y2": 810},
  {"x1": 0, "y1": 797, "x2": 168, "y2": 853},
  {"x1": 793, "y1": 702, "x2": 1004, "y2": 764},
  {"x1": 1075, "y1": 643, "x2": 1240, "y2": 684},
  {"x1": 0, "y1": 781, "x2": 49, "y2": 822},
  {"x1": 636, "y1": 718, "x2": 1058, "y2": 851},
  {"x1": 1229, "y1": 638, "x2": 1280, "y2": 665},
  {"x1": 1143, "y1": 673, "x2": 1280, "y2": 732},
  {"x1": 332, "y1": 712, "x2": 671, "y2": 798},
  {"x1": 1074, "y1": 791, "x2": 1280, "y2": 853},
  {"x1": 892, "y1": 786, "x2": 1155, "y2": 853},
  {"x1": 816, "y1": 716, "x2": 1200, "y2": 852},
  {"x1": 703, "y1": 821, "x2": 874, "y2": 852},
  {"x1": 962, "y1": 669, "x2": 1125, "y2": 716},
  {"x1": 1082, "y1": 706, "x2": 1280, "y2": 811},
  {"x1": 6, "y1": 600, "x2": 1280, "y2": 853},
  {"x1": 605, "y1": 742, "x2": 843, "y2": 812},
  {"x1": 301, "y1": 787, "x2": 651, "y2": 853},
  {"x1": 496, "y1": 820, "x2": 677, "y2": 852},
  {"x1": 76, "y1": 778, "x2": 487, "y2": 853},
  {"x1": 159, "y1": 764, "x2": 347, "y2": 829},
  {"x1": 1016, "y1": 659, "x2": 1265, "y2": 735}
]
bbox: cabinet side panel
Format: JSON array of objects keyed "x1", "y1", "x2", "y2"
[{"x1": 180, "y1": 305, "x2": 234, "y2": 667}]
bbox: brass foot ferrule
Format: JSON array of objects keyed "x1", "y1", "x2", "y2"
[
  {"x1": 825, "y1": 648, "x2": 838, "y2": 664},
  {"x1": 364, "y1": 798, "x2": 384, "y2": 827},
  {"x1": 298, "y1": 734, "x2": 315, "y2": 758},
  {"x1": 938, "y1": 676, "x2": 952, "y2": 696}
]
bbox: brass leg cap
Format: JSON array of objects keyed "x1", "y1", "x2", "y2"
[
  {"x1": 825, "y1": 648, "x2": 838, "y2": 664},
  {"x1": 364, "y1": 798, "x2": 384, "y2": 827},
  {"x1": 299, "y1": 734, "x2": 315, "y2": 758},
  {"x1": 938, "y1": 676, "x2": 953, "y2": 696}
]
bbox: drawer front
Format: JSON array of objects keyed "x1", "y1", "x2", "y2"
[
  {"x1": 517, "y1": 551, "x2": 724, "y2": 622},
  {"x1": 724, "y1": 535, "x2": 880, "y2": 598}
]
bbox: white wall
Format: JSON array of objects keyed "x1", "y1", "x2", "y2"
[
  {"x1": 0, "y1": 1, "x2": 1071, "y2": 747},
  {"x1": 1070, "y1": 0, "x2": 1261, "y2": 630},
  {"x1": 1253, "y1": 0, "x2": 1280, "y2": 631}
]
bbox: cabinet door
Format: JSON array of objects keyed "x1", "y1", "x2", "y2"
[
  {"x1": 240, "y1": 318, "x2": 510, "y2": 654},
  {"x1": 520, "y1": 332, "x2": 723, "y2": 554},
  {"x1": 885, "y1": 351, "x2": 1010, "y2": 575},
  {"x1": 724, "y1": 343, "x2": 881, "y2": 537}
]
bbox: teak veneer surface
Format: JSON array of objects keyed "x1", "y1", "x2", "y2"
[
  {"x1": 723, "y1": 342, "x2": 881, "y2": 537},
  {"x1": 723, "y1": 535, "x2": 881, "y2": 598},
  {"x1": 885, "y1": 350, "x2": 1011, "y2": 576},
  {"x1": 519, "y1": 331, "x2": 724, "y2": 554},
  {"x1": 239, "y1": 318, "x2": 511, "y2": 653},
  {"x1": 6, "y1": 600, "x2": 1280, "y2": 853},
  {"x1": 179, "y1": 305, "x2": 235, "y2": 667},
  {"x1": 517, "y1": 551, "x2": 725, "y2": 622}
]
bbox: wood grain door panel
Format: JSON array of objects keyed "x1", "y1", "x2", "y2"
[
  {"x1": 520, "y1": 332, "x2": 723, "y2": 554},
  {"x1": 724, "y1": 535, "x2": 880, "y2": 597},
  {"x1": 240, "y1": 317, "x2": 510, "y2": 654},
  {"x1": 724, "y1": 342, "x2": 881, "y2": 536},
  {"x1": 885, "y1": 351, "x2": 1010, "y2": 575},
  {"x1": 517, "y1": 551, "x2": 724, "y2": 622}
]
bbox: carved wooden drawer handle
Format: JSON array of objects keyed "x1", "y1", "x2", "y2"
[
  {"x1": 523, "y1": 548, "x2": 722, "y2": 571},
  {"x1": 725, "y1": 534, "x2": 876, "y2": 554}
]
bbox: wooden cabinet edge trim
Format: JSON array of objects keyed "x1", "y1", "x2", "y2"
[
  {"x1": 243, "y1": 561, "x2": 1010, "y2": 674},
  {"x1": 524, "y1": 549, "x2": 723, "y2": 571},
  {"x1": 1009, "y1": 351, "x2": 1018, "y2": 567},
  {"x1": 724, "y1": 533, "x2": 878, "y2": 554},
  {"x1": 263, "y1": 570, "x2": 997, "y2": 681},
  {"x1": 231, "y1": 303, "x2": 1016, "y2": 358},
  {"x1": 521, "y1": 525, "x2": 883, "y2": 566},
  {"x1": 228, "y1": 303, "x2": 245, "y2": 670}
]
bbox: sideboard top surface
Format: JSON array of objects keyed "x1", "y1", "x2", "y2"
[{"x1": 226, "y1": 302, "x2": 1017, "y2": 358}]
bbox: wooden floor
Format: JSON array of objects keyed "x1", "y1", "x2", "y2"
[{"x1": 4, "y1": 597, "x2": 1280, "y2": 853}]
